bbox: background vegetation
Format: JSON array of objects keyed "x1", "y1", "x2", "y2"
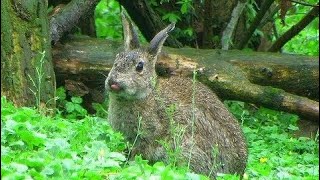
[
  {"x1": 94, "y1": 0, "x2": 319, "y2": 55},
  {"x1": 273, "y1": 0, "x2": 319, "y2": 55}
]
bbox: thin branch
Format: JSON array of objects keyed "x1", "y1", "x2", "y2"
[
  {"x1": 221, "y1": 1, "x2": 246, "y2": 50},
  {"x1": 290, "y1": 0, "x2": 319, "y2": 7},
  {"x1": 49, "y1": 0, "x2": 100, "y2": 44},
  {"x1": 259, "y1": 5, "x2": 280, "y2": 28},
  {"x1": 272, "y1": 22, "x2": 279, "y2": 40},
  {"x1": 268, "y1": 4, "x2": 319, "y2": 52},
  {"x1": 236, "y1": 0, "x2": 275, "y2": 49}
]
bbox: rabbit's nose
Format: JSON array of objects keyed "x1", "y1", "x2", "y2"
[{"x1": 108, "y1": 79, "x2": 121, "y2": 91}]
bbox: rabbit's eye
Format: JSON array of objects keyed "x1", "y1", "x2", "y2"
[{"x1": 136, "y1": 61, "x2": 144, "y2": 72}]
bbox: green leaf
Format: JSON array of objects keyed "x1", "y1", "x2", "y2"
[
  {"x1": 10, "y1": 162, "x2": 28, "y2": 173},
  {"x1": 288, "y1": 124, "x2": 299, "y2": 131},
  {"x1": 11, "y1": 108, "x2": 38, "y2": 122},
  {"x1": 71, "y1": 97, "x2": 83, "y2": 104},
  {"x1": 2, "y1": 173, "x2": 28, "y2": 180},
  {"x1": 9, "y1": 140, "x2": 25, "y2": 147},
  {"x1": 180, "y1": 4, "x2": 188, "y2": 14},
  {"x1": 29, "y1": 168, "x2": 46, "y2": 180},
  {"x1": 45, "y1": 138, "x2": 70, "y2": 154},
  {"x1": 74, "y1": 104, "x2": 87, "y2": 116},
  {"x1": 276, "y1": 170, "x2": 291, "y2": 179},
  {"x1": 25, "y1": 158, "x2": 45, "y2": 169},
  {"x1": 65, "y1": 102, "x2": 75, "y2": 113},
  {"x1": 108, "y1": 152, "x2": 126, "y2": 162},
  {"x1": 56, "y1": 87, "x2": 66, "y2": 101},
  {"x1": 62, "y1": 159, "x2": 76, "y2": 170},
  {"x1": 41, "y1": 166, "x2": 55, "y2": 176},
  {"x1": 102, "y1": 159, "x2": 122, "y2": 168},
  {"x1": 162, "y1": 13, "x2": 181, "y2": 23}
]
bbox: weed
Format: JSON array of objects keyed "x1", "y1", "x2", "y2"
[
  {"x1": 55, "y1": 87, "x2": 87, "y2": 119},
  {"x1": 126, "y1": 114, "x2": 143, "y2": 162},
  {"x1": 159, "y1": 104, "x2": 187, "y2": 166},
  {"x1": 187, "y1": 69, "x2": 197, "y2": 169},
  {"x1": 208, "y1": 144, "x2": 223, "y2": 177},
  {"x1": 27, "y1": 51, "x2": 46, "y2": 113}
]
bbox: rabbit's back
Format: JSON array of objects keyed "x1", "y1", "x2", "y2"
[{"x1": 157, "y1": 76, "x2": 248, "y2": 175}]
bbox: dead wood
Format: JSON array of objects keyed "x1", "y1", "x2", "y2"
[{"x1": 52, "y1": 36, "x2": 319, "y2": 122}]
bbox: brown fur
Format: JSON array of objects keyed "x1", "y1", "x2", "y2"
[{"x1": 106, "y1": 12, "x2": 247, "y2": 178}]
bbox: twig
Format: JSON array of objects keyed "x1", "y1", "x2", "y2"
[
  {"x1": 289, "y1": 0, "x2": 319, "y2": 7},
  {"x1": 272, "y1": 22, "x2": 279, "y2": 40},
  {"x1": 259, "y1": 5, "x2": 280, "y2": 28}
]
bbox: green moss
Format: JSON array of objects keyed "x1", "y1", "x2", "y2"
[
  {"x1": 1, "y1": 0, "x2": 13, "y2": 53},
  {"x1": 21, "y1": 0, "x2": 38, "y2": 20},
  {"x1": 30, "y1": 32, "x2": 42, "y2": 51},
  {"x1": 259, "y1": 87, "x2": 285, "y2": 108},
  {"x1": 1, "y1": 0, "x2": 55, "y2": 109}
]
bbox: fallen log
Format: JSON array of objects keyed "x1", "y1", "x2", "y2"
[{"x1": 52, "y1": 36, "x2": 319, "y2": 122}]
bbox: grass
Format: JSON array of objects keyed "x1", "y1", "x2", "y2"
[{"x1": 1, "y1": 96, "x2": 319, "y2": 179}]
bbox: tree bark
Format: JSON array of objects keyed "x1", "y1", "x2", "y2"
[
  {"x1": 202, "y1": 0, "x2": 214, "y2": 48},
  {"x1": 52, "y1": 36, "x2": 319, "y2": 122},
  {"x1": 50, "y1": 0, "x2": 100, "y2": 44},
  {"x1": 1, "y1": 0, "x2": 56, "y2": 112},
  {"x1": 221, "y1": 1, "x2": 247, "y2": 50}
]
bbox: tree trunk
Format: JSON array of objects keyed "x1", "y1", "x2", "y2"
[
  {"x1": 52, "y1": 36, "x2": 319, "y2": 122},
  {"x1": 119, "y1": 0, "x2": 243, "y2": 49},
  {"x1": 1, "y1": 0, "x2": 56, "y2": 112},
  {"x1": 118, "y1": 0, "x2": 183, "y2": 48},
  {"x1": 49, "y1": 0, "x2": 100, "y2": 44}
]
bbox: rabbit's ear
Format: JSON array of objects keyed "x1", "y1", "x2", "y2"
[
  {"x1": 121, "y1": 10, "x2": 140, "y2": 51},
  {"x1": 148, "y1": 23, "x2": 175, "y2": 56}
]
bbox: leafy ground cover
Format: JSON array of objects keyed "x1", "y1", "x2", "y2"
[
  {"x1": 1, "y1": 96, "x2": 319, "y2": 179},
  {"x1": 225, "y1": 101, "x2": 319, "y2": 179}
]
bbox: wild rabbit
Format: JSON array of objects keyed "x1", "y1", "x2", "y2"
[{"x1": 105, "y1": 12, "x2": 248, "y2": 178}]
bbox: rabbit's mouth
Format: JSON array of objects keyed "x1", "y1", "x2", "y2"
[
  {"x1": 110, "y1": 83, "x2": 121, "y2": 91},
  {"x1": 106, "y1": 78, "x2": 150, "y2": 100},
  {"x1": 107, "y1": 79, "x2": 122, "y2": 92}
]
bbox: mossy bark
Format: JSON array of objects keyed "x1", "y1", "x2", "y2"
[{"x1": 1, "y1": 0, "x2": 56, "y2": 111}]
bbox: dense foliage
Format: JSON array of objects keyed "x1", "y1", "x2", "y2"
[
  {"x1": 274, "y1": 1, "x2": 319, "y2": 56},
  {"x1": 94, "y1": 0, "x2": 319, "y2": 56},
  {"x1": 1, "y1": 94, "x2": 318, "y2": 179}
]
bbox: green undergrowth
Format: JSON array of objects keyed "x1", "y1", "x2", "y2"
[
  {"x1": 1, "y1": 96, "x2": 319, "y2": 179},
  {"x1": 225, "y1": 101, "x2": 319, "y2": 179},
  {"x1": 1, "y1": 96, "x2": 207, "y2": 180}
]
